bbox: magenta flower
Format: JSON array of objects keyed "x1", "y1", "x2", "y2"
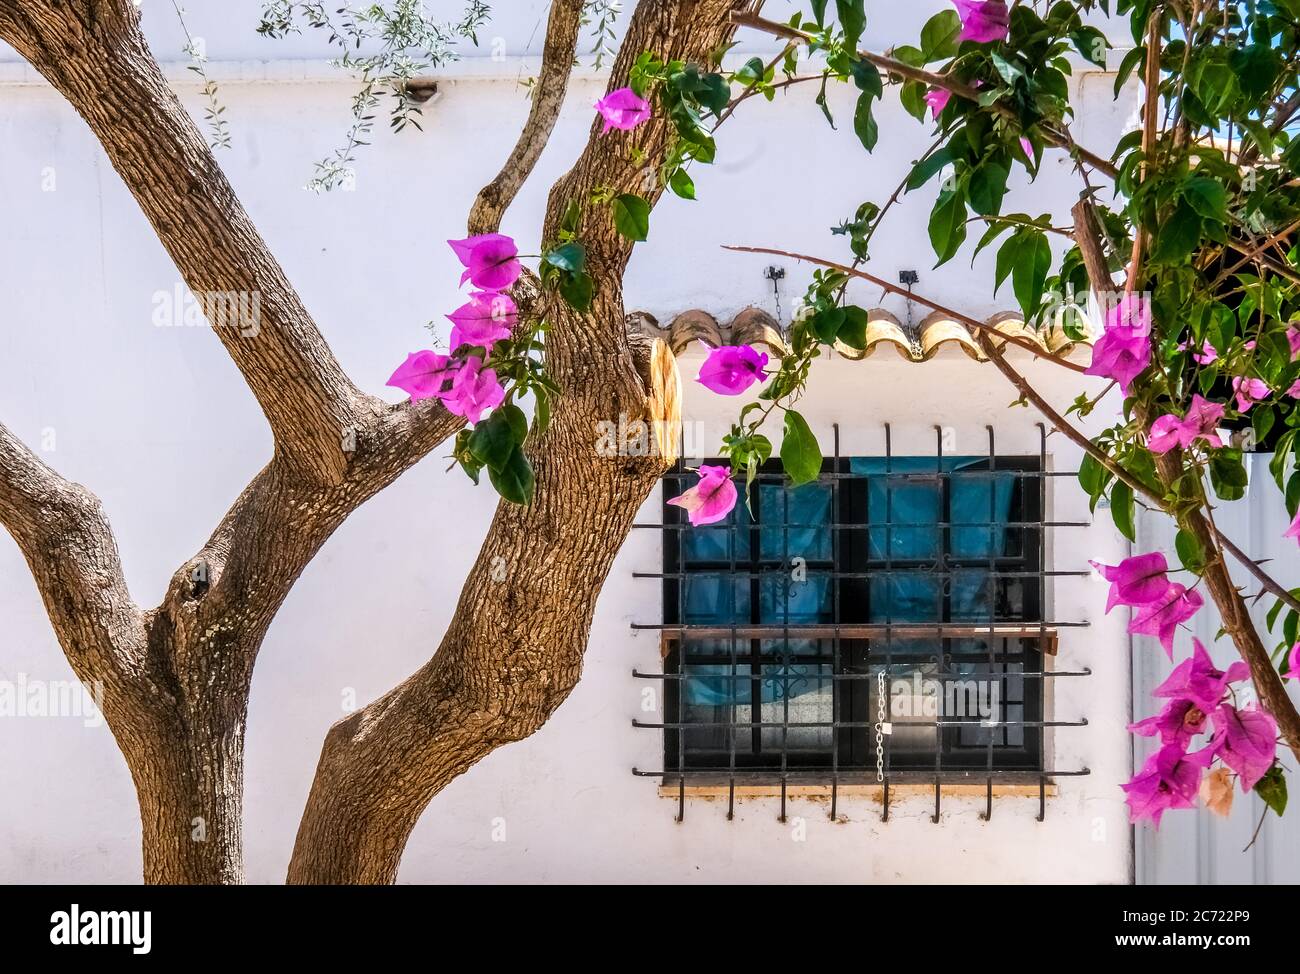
[
  {"x1": 1285, "y1": 642, "x2": 1300, "y2": 680},
  {"x1": 924, "y1": 87, "x2": 951, "y2": 119},
  {"x1": 1122, "y1": 742, "x2": 1213, "y2": 826},
  {"x1": 595, "y1": 87, "x2": 651, "y2": 133},
  {"x1": 1129, "y1": 698, "x2": 1210, "y2": 748},
  {"x1": 447, "y1": 291, "x2": 517, "y2": 351},
  {"x1": 440, "y1": 356, "x2": 505, "y2": 424},
  {"x1": 1129, "y1": 583, "x2": 1204, "y2": 657},
  {"x1": 1177, "y1": 339, "x2": 1218, "y2": 365},
  {"x1": 386, "y1": 350, "x2": 455, "y2": 401},
  {"x1": 1084, "y1": 296, "x2": 1152, "y2": 394},
  {"x1": 1231, "y1": 376, "x2": 1269, "y2": 412},
  {"x1": 668, "y1": 464, "x2": 738, "y2": 527},
  {"x1": 952, "y1": 0, "x2": 1010, "y2": 43},
  {"x1": 1146, "y1": 395, "x2": 1225, "y2": 454},
  {"x1": 1289, "y1": 325, "x2": 1300, "y2": 358},
  {"x1": 1288, "y1": 378, "x2": 1300, "y2": 398},
  {"x1": 447, "y1": 233, "x2": 521, "y2": 291},
  {"x1": 1154, "y1": 638, "x2": 1249, "y2": 713},
  {"x1": 697, "y1": 344, "x2": 770, "y2": 396},
  {"x1": 1208, "y1": 704, "x2": 1278, "y2": 792},
  {"x1": 1090, "y1": 552, "x2": 1171, "y2": 613},
  {"x1": 1285, "y1": 508, "x2": 1300, "y2": 546}
]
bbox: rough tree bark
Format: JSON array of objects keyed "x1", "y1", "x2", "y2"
[
  {"x1": 0, "y1": 0, "x2": 742, "y2": 885},
  {"x1": 287, "y1": 0, "x2": 742, "y2": 884},
  {"x1": 0, "y1": 0, "x2": 464, "y2": 883}
]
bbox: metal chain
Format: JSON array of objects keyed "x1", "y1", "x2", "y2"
[{"x1": 875, "y1": 669, "x2": 887, "y2": 783}]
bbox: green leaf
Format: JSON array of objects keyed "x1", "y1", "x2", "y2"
[
  {"x1": 1109, "y1": 480, "x2": 1135, "y2": 542},
  {"x1": 1175, "y1": 529, "x2": 1206, "y2": 574},
  {"x1": 838, "y1": 305, "x2": 869, "y2": 350},
  {"x1": 544, "y1": 241, "x2": 586, "y2": 273},
  {"x1": 467, "y1": 403, "x2": 526, "y2": 471},
  {"x1": 899, "y1": 79, "x2": 929, "y2": 121},
  {"x1": 853, "y1": 92, "x2": 878, "y2": 151},
  {"x1": 836, "y1": 0, "x2": 866, "y2": 51},
  {"x1": 489, "y1": 446, "x2": 535, "y2": 504},
  {"x1": 1183, "y1": 177, "x2": 1227, "y2": 222},
  {"x1": 611, "y1": 193, "x2": 651, "y2": 242},
  {"x1": 906, "y1": 145, "x2": 956, "y2": 191},
  {"x1": 920, "y1": 9, "x2": 961, "y2": 61},
  {"x1": 968, "y1": 161, "x2": 1009, "y2": 216},
  {"x1": 780, "y1": 410, "x2": 822, "y2": 486},
  {"x1": 928, "y1": 189, "x2": 967, "y2": 266},
  {"x1": 1209, "y1": 449, "x2": 1248, "y2": 501},
  {"x1": 559, "y1": 270, "x2": 594, "y2": 311},
  {"x1": 810, "y1": 0, "x2": 829, "y2": 24},
  {"x1": 668, "y1": 167, "x2": 696, "y2": 200},
  {"x1": 1255, "y1": 764, "x2": 1287, "y2": 817},
  {"x1": 1011, "y1": 230, "x2": 1051, "y2": 319}
]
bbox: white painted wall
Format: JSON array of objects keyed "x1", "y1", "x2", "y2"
[{"x1": 0, "y1": 1, "x2": 1137, "y2": 883}]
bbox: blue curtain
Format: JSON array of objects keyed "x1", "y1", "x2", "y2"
[
  {"x1": 676, "y1": 460, "x2": 1017, "y2": 706},
  {"x1": 680, "y1": 482, "x2": 832, "y2": 707}
]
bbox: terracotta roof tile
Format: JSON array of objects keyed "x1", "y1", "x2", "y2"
[{"x1": 629, "y1": 305, "x2": 1094, "y2": 362}]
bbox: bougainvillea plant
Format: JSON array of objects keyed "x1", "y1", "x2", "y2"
[{"x1": 378, "y1": 0, "x2": 1300, "y2": 829}]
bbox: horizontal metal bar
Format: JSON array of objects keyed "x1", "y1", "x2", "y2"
[
  {"x1": 632, "y1": 520, "x2": 1090, "y2": 530},
  {"x1": 635, "y1": 569, "x2": 1088, "y2": 579},
  {"x1": 633, "y1": 718, "x2": 1086, "y2": 730},
  {"x1": 632, "y1": 622, "x2": 1084, "y2": 636},
  {"x1": 663, "y1": 471, "x2": 1080, "y2": 481},
  {"x1": 632, "y1": 768, "x2": 1091, "y2": 779},
  {"x1": 632, "y1": 667, "x2": 1093, "y2": 680}
]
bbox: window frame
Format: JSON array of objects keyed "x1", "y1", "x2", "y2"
[{"x1": 662, "y1": 455, "x2": 1046, "y2": 778}]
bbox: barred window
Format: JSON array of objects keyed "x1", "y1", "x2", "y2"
[{"x1": 660, "y1": 454, "x2": 1048, "y2": 781}]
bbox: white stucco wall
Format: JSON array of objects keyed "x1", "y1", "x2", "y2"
[{"x1": 0, "y1": 1, "x2": 1138, "y2": 883}]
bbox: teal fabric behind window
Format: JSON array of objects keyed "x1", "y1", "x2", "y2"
[{"x1": 675, "y1": 459, "x2": 1018, "y2": 708}]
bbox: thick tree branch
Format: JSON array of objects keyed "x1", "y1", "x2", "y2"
[
  {"x1": 0, "y1": 419, "x2": 146, "y2": 686},
  {"x1": 0, "y1": 1, "x2": 363, "y2": 485},
  {"x1": 467, "y1": 0, "x2": 585, "y2": 236},
  {"x1": 289, "y1": 0, "x2": 737, "y2": 884}
]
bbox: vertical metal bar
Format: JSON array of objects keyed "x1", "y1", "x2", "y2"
[
  {"x1": 933, "y1": 424, "x2": 944, "y2": 825},
  {"x1": 779, "y1": 459, "x2": 790, "y2": 823},
  {"x1": 728, "y1": 468, "x2": 738, "y2": 823},
  {"x1": 830, "y1": 423, "x2": 841, "y2": 822},
  {"x1": 675, "y1": 428, "x2": 687, "y2": 823},
  {"x1": 983, "y1": 426, "x2": 997, "y2": 821},
  {"x1": 882, "y1": 423, "x2": 893, "y2": 823},
  {"x1": 1038, "y1": 423, "x2": 1049, "y2": 817}
]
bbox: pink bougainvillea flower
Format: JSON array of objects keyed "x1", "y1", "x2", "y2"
[
  {"x1": 447, "y1": 291, "x2": 517, "y2": 351},
  {"x1": 1177, "y1": 339, "x2": 1218, "y2": 365},
  {"x1": 1287, "y1": 377, "x2": 1300, "y2": 398},
  {"x1": 668, "y1": 464, "x2": 738, "y2": 527},
  {"x1": 1122, "y1": 742, "x2": 1214, "y2": 826},
  {"x1": 1284, "y1": 642, "x2": 1300, "y2": 680},
  {"x1": 1085, "y1": 296, "x2": 1152, "y2": 394},
  {"x1": 1090, "y1": 552, "x2": 1172, "y2": 613},
  {"x1": 697, "y1": 344, "x2": 770, "y2": 396},
  {"x1": 1019, "y1": 136, "x2": 1034, "y2": 158},
  {"x1": 594, "y1": 87, "x2": 651, "y2": 133},
  {"x1": 1146, "y1": 395, "x2": 1225, "y2": 454},
  {"x1": 386, "y1": 350, "x2": 455, "y2": 401},
  {"x1": 1129, "y1": 697, "x2": 1210, "y2": 748},
  {"x1": 1231, "y1": 375, "x2": 1269, "y2": 412},
  {"x1": 1154, "y1": 638, "x2": 1249, "y2": 713},
  {"x1": 447, "y1": 233, "x2": 521, "y2": 291},
  {"x1": 952, "y1": 0, "x2": 1010, "y2": 43},
  {"x1": 1288, "y1": 325, "x2": 1300, "y2": 358},
  {"x1": 1285, "y1": 508, "x2": 1300, "y2": 546},
  {"x1": 1129, "y1": 583, "x2": 1204, "y2": 657},
  {"x1": 440, "y1": 356, "x2": 505, "y2": 424},
  {"x1": 924, "y1": 87, "x2": 951, "y2": 119},
  {"x1": 1208, "y1": 704, "x2": 1278, "y2": 792}
]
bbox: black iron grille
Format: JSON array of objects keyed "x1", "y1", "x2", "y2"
[{"x1": 631, "y1": 423, "x2": 1091, "y2": 822}]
